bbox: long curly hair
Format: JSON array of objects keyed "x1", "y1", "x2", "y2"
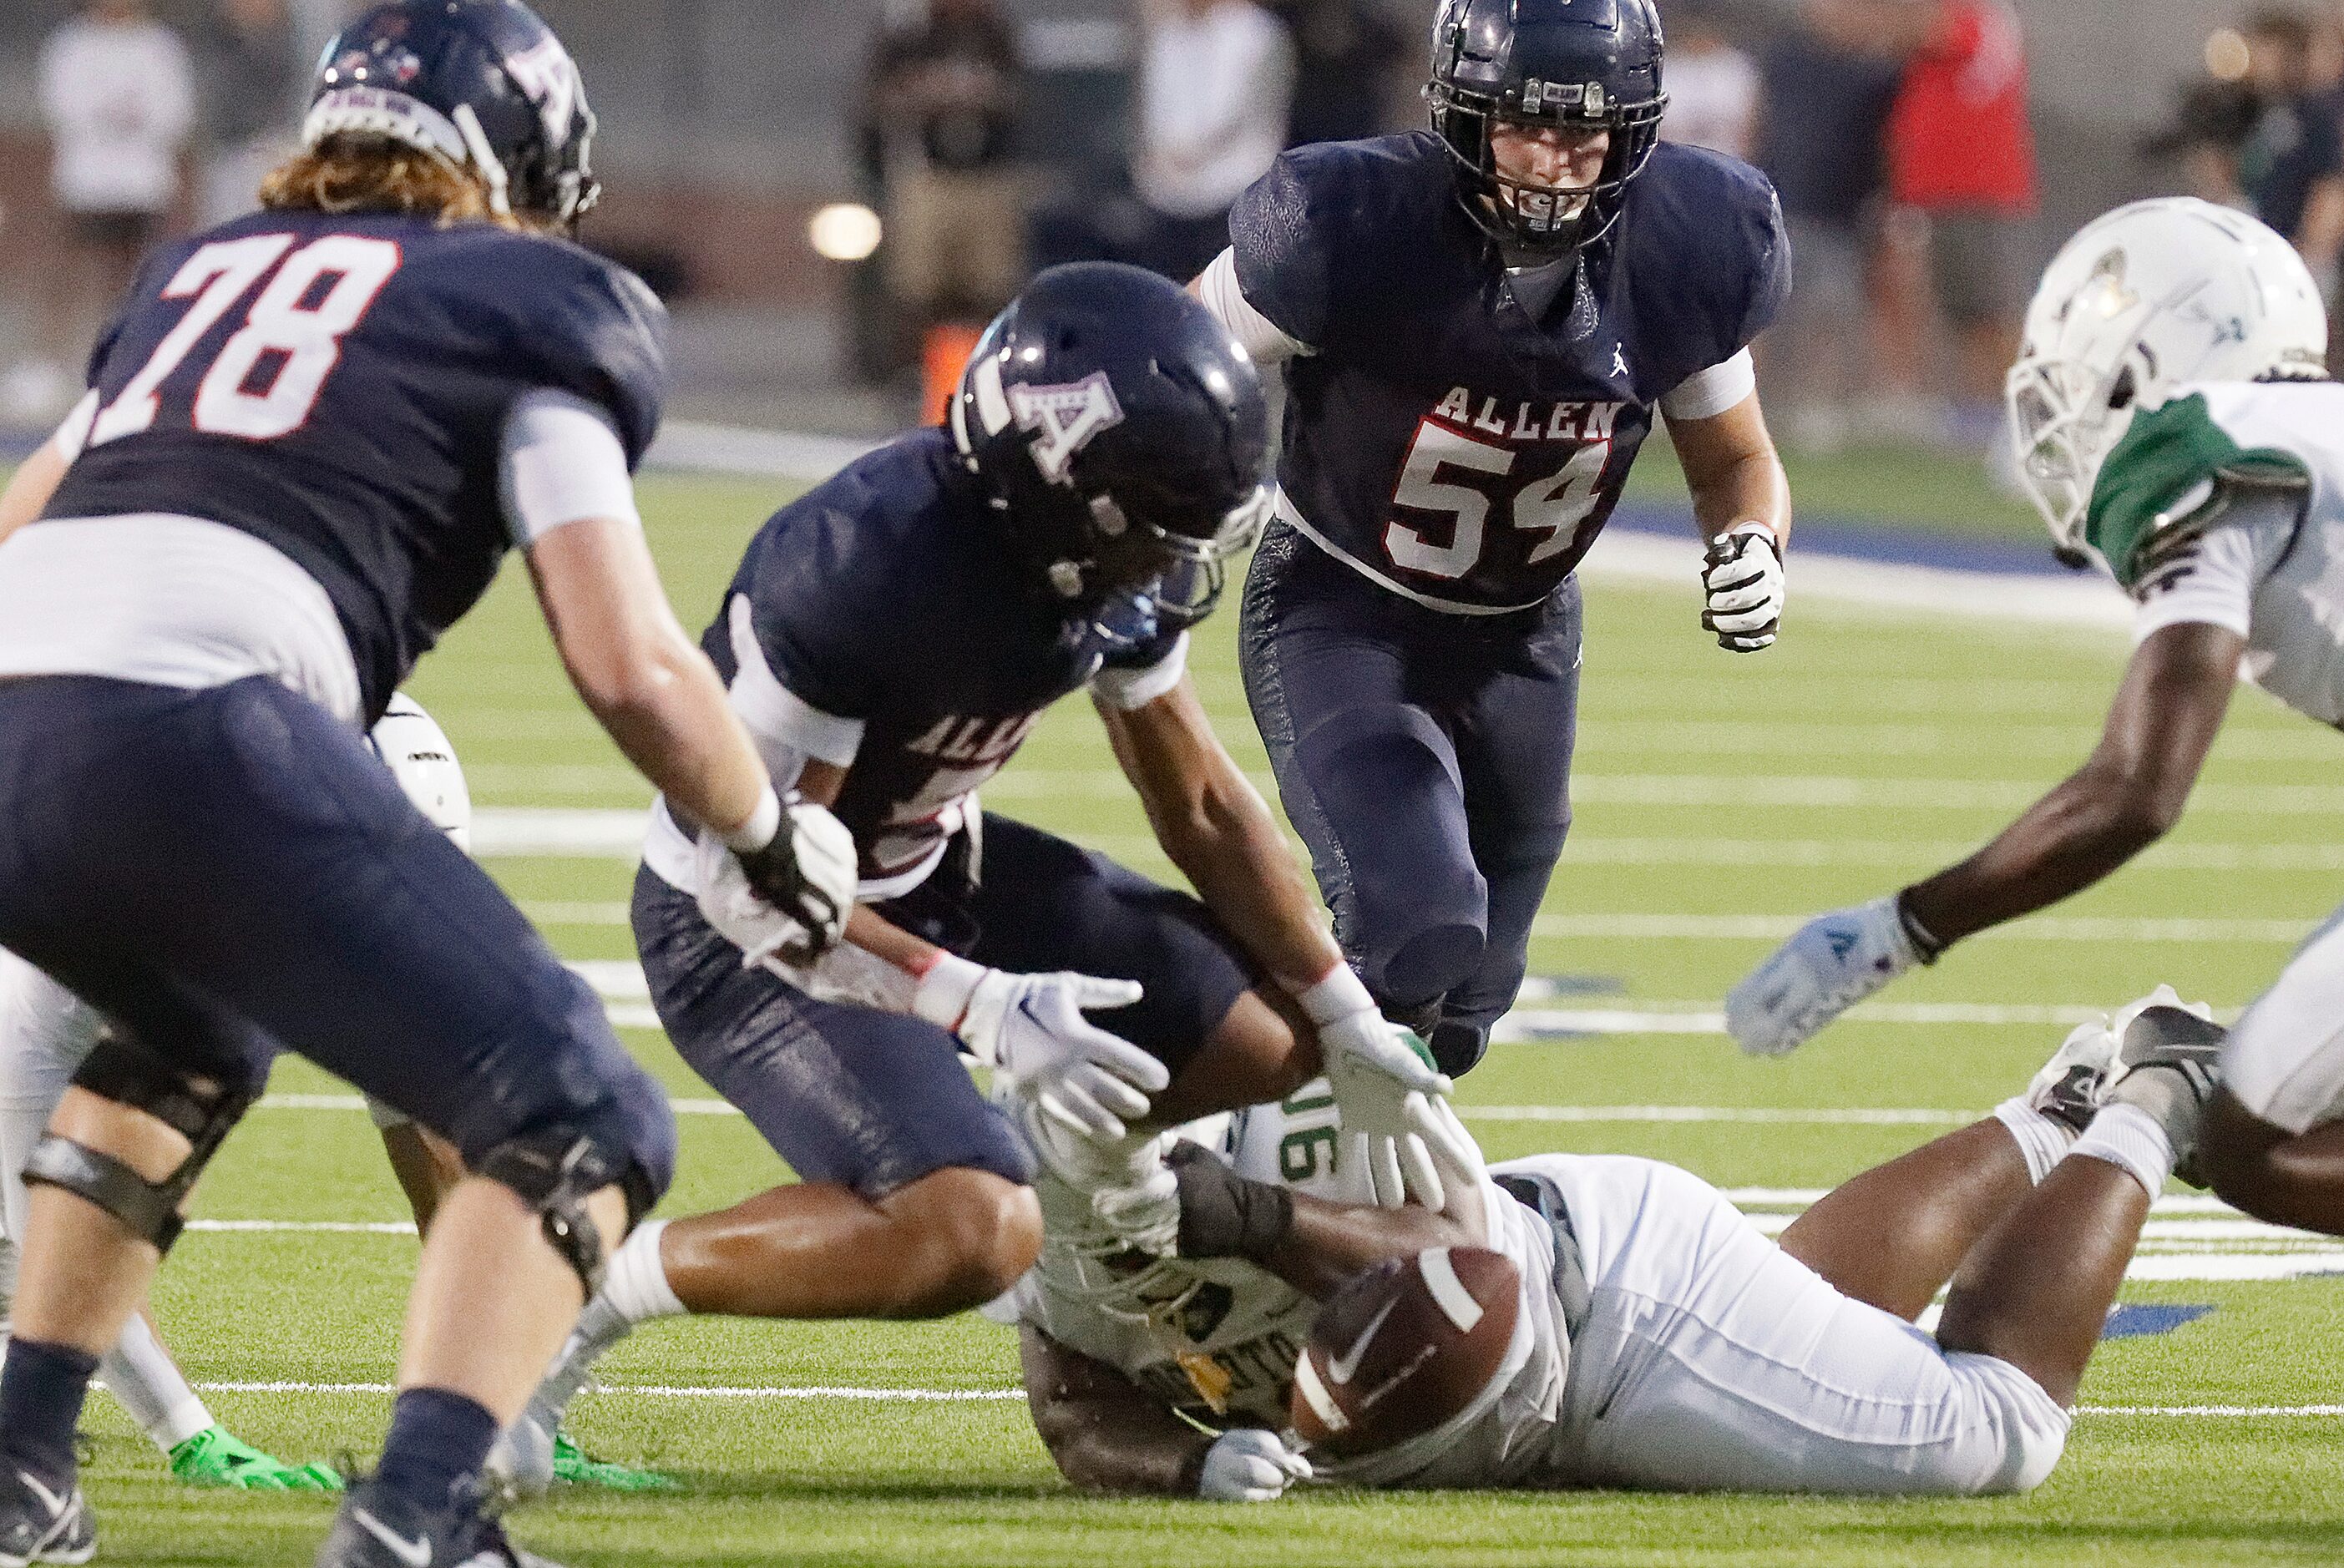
[{"x1": 258, "y1": 134, "x2": 516, "y2": 229}]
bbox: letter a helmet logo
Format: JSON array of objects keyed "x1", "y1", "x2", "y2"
[{"x1": 1006, "y1": 372, "x2": 1125, "y2": 486}]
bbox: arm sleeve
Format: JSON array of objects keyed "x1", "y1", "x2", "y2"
[
  {"x1": 1197, "y1": 247, "x2": 1309, "y2": 366},
  {"x1": 1657, "y1": 347, "x2": 1757, "y2": 423},
  {"x1": 2129, "y1": 490, "x2": 2298, "y2": 645},
  {"x1": 721, "y1": 592, "x2": 866, "y2": 772},
  {"x1": 499, "y1": 389, "x2": 642, "y2": 547},
  {"x1": 52, "y1": 392, "x2": 99, "y2": 466},
  {"x1": 1736, "y1": 184, "x2": 1795, "y2": 348},
  {"x1": 1091, "y1": 630, "x2": 1191, "y2": 711}
]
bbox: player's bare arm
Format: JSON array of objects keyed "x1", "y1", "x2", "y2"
[
  {"x1": 0, "y1": 427, "x2": 73, "y2": 546},
  {"x1": 1019, "y1": 1324, "x2": 1219, "y2": 1494},
  {"x1": 1901, "y1": 619, "x2": 2242, "y2": 946},
  {"x1": 525, "y1": 516, "x2": 775, "y2": 842},
  {"x1": 1096, "y1": 675, "x2": 1342, "y2": 1004},
  {"x1": 1670, "y1": 393, "x2": 1791, "y2": 653}
]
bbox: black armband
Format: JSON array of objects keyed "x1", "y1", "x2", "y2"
[
  {"x1": 1169, "y1": 1142, "x2": 1295, "y2": 1262},
  {"x1": 1893, "y1": 888, "x2": 1947, "y2": 965}
]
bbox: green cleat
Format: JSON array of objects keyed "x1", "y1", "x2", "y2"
[
  {"x1": 167, "y1": 1426, "x2": 346, "y2": 1491},
  {"x1": 549, "y1": 1432, "x2": 675, "y2": 1492}
]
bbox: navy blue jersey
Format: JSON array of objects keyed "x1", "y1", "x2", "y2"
[
  {"x1": 706, "y1": 428, "x2": 1179, "y2": 885},
  {"x1": 45, "y1": 208, "x2": 667, "y2": 721},
  {"x1": 1232, "y1": 133, "x2": 1789, "y2": 610}
]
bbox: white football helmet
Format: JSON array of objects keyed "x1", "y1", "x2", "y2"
[
  {"x1": 2007, "y1": 198, "x2": 2328, "y2": 564},
  {"x1": 369, "y1": 692, "x2": 473, "y2": 852}
]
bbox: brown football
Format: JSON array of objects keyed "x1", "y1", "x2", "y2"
[{"x1": 1288, "y1": 1246, "x2": 1521, "y2": 1459}]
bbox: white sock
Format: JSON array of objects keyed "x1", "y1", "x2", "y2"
[
  {"x1": 101, "y1": 1314, "x2": 214, "y2": 1452},
  {"x1": 600, "y1": 1219, "x2": 686, "y2": 1328},
  {"x1": 1991, "y1": 1097, "x2": 2078, "y2": 1186},
  {"x1": 2068, "y1": 1102, "x2": 2176, "y2": 1201}
]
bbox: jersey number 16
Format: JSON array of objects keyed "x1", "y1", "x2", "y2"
[{"x1": 88, "y1": 234, "x2": 402, "y2": 449}]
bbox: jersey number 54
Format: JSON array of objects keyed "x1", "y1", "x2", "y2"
[{"x1": 1385, "y1": 422, "x2": 1610, "y2": 580}]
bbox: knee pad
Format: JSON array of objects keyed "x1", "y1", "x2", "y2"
[
  {"x1": 477, "y1": 1075, "x2": 674, "y2": 1298},
  {"x1": 22, "y1": 1038, "x2": 257, "y2": 1252},
  {"x1": 1296, "y1": 706, "x2": 1486, "y2": 1009}
]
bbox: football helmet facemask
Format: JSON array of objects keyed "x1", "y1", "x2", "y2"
[
  {"x1": 305, "y1": 0, "x2": 601, "y2": 227},
  {"x1": 1427, "y1": 0, "x2": 1668, "y2": 255},
  {"x1": 2007, "y1": 197, "x2": 2327, "y2": 570},
  {"x1": 949, "y1": 262, "x2": 1273, "y2": 638}
]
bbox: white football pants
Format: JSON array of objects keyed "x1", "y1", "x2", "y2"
[{"x1": 2223, "y1": 903, "x2": 2344, "y2": 1135}]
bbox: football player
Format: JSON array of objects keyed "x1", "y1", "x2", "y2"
[
  {"x1": 1724, "y1": 199, "x2": 2344, "y2": 1241},
  {"x1": 1197, "y1": 0, "x2": 1793, "y2": 1076},
  {"x1": 1019, "y1": 990, "x2": 2224, "y2": 1497},
  {"x1": 0, "y1": 4, "x2": 854, "y2": 1564},
  {"x1": 487, "y1": 263, "x2": 1467, "y2": 1498}
]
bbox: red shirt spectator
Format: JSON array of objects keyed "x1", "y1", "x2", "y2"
[{"x1": 1884, "y1": 0, "x2": 2036, "y2": 213}]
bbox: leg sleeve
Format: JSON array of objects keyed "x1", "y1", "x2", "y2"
[
  {"x1": 1438, "y1": 579, "x2": 1582, "y2": 1072},
  {"x1": 1240, "y1": 530, "x2": 1488, "y2": 1019},
  {"x1": 2222, "y1": 904, "x2": 2344, "y2": 1136}
]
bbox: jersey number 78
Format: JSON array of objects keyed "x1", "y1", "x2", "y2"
[{"x1": 89, "y1": 234, "x2": 402, "y2": 449}]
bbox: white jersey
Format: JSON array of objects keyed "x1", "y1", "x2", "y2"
[
  {"x1": 1015, "y1": 1090, "x2": 2069, "y2": 1495},
  {"x1": 2125, "y1": 381, "x2": 2344, "y2": 726}
]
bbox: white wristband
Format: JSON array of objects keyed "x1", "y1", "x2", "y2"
[
  {"x1": 1296, "y1": 962, "x2": 1375, "y2": 1025},
  {"x1": 718, "y1": 785, "x2": 782, "y2": 853},
  {"x1": 912, "y1": 952, "x2": 988, "y2": 1037}
]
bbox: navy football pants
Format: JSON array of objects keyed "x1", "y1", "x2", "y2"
[
  {"x1": 1240, "y1": 524, "x2": 1580, "y2": 1075},
  {"x1": 0, "y1": 675, "x2": 676, "y2": 1196},
  {"x1": 633, "y1": 814, "x2": 1256, "y2": 1201}
]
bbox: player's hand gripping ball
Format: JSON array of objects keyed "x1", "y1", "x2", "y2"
[{"x1": 1289, "y1": 1247, "x2": 1520, "y2": 1461}]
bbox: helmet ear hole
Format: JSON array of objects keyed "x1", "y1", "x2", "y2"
[{"x1": 2107, "y1": 365, "x2": 2137, "y2": 412}]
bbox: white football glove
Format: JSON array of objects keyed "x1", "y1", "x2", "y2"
[
  {"x1": 691, "y1": 792, "x2": 858, "y2": 973},
  {"x1": 1702, "y1": 521, "x2": 1785, "y2": 652},
  {"x1": 1725, "y1": 895, "x2": 1921, "y2": 1057},
  {"x1": 916, "y1": 957, "x2": 1167, "y2": 1141},
  {"x1": 1197, "y1": 1428, "x2": 1311, "y2": 1502},
  {"x1": 1301, "y1": 967, "x2": 1464, "y2": 1210}
]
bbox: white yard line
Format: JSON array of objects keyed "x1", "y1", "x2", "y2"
[
  {"x1": 178, "y1": 1379, "x2": 2344, "y2": 1417},
  {"x1": 1529, "y1": 913, "x2": 2317, "y2": 943}
]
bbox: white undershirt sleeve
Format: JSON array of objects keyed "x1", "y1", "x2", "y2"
[
  {"x1": 1197, "y1": 247, "x2": 1311, "y2": 367},
  {"x1": 2129, "y1": 511, "x2": 2282, "y2": 645},
  {"x1": 52, "y1": 391, "x2": 99, "y2": 465},
  {"x1": 1090, "y1": 631, "x2": 1191, "y2": 711},
  {"x1": 499, "y1": 388, "x2": 642, "y2": 548},
  {"x1": 1657, "y1": 347, "x2": 1757, "y2": 424}
]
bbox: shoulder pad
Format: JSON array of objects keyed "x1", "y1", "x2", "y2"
[
  {"x1": 1231, "y1": 134, "x2": 1448, "y2": 347},
  {"x1": 509, "y1": 242, "x2": 671, "y2": 466},
  {"x1": 2088, "y1": 392, "x2": 2309, "y2": 589},
  {"x1": 1624, "y1": 143, "x2": 1792, "y2": 353}
]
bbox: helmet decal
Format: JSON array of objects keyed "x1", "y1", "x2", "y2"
[
  {"x1": 1008, "y1": 372, "x2": 1126, "y2": 486},
  {"x1": 504, "y1": 36, "x2": 581, "y2": 152}
]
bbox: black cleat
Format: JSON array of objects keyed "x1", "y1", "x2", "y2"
[
  {"x1": 0, "y1": 1465, "x2": 94, "y2": 1567},
  {"x1": 316, "y1": 1479, "x2": 567, "y2": 1568},
  {"x1": 2106, "y1": 996, "x2": 2229, "y2": 1188}
]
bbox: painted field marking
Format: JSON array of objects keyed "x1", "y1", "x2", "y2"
[
  {"x1": 1528, "y1": 913, "x2": 2316, "y2": 943},
  {"x1": 515, "y1": 905, "x2": 2325, "y2": 945},
  {"x1": 470, "y1": 808, "x2": 2344, "y2": 873},
  {"x1": 178, "y1": 1379, "x2": 2344, "y2": 1418}
]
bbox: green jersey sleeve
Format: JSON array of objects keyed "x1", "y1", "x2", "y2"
[{"x1": 2086, "y1": 392, "x2": 2307, "y2": 589}]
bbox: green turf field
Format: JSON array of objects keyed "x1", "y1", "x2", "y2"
[{"x1": 76, "y1": 472, "x2": 2344, "y2": 1565}]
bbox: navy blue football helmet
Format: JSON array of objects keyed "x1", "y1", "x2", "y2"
[
  {"x1": 306, "y1": 0, "x2": 600, "y2": 225},
  {"x1": 1427, "y1": 0, "x2": 1668, "y2": 254},
  {"x1": 949, "y1": 262, "x2": 1273, "y2": 633}
]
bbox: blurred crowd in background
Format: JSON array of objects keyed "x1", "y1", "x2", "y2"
[{"x1": 0, "y1": 0, "x2": 2328, "y2": 473}]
